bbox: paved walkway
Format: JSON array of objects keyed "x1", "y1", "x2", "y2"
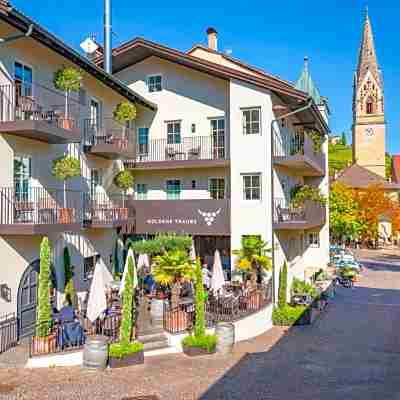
[{"x1": 1, "y1": 254, "x2": 400, "y2": 399}]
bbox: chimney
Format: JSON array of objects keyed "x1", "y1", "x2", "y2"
[
  {"x1": 206, "y1": 27, "x2": 218, "y2": 51},
  {"x1": 104, "y1": 0, "x2": 112, "y2": 74}
]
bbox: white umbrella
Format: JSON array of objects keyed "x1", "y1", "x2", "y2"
[
  {"x1": 137, "y1": 253, "x2": 150, "y2": 271},
  {"x1": 211, "y1": 249, "x2": 225, "y2": 293},
  {"x1": 119, "y1": 248, "x2": 138, "y2": 295},
  {"x1": 190, "y1": 240, "x2": 196, "y2": 262},
  {"x1": 87, "y1": 258, "x2": 113, "y2": 322},
  {"x1": 117, "y1": 238, "x2": 124, "y2": 274}
]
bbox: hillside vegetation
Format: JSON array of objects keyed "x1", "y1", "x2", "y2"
[{"x1": 329, "y1": 143, "x2": 352, "y2": 175}]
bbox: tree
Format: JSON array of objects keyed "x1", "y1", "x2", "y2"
[
  {"x1": 385, "y1": 153, "x2": 393, "y2": 181},
  {"x1": 152, "y1": 250, "x2": 194, "y2": 308},
  {"x1": 194, "y1": 260, "x2": 205, "y2": 338},
  {"x1": 63, "y1": 247, "x2": 76, "y2": 306},
  {"x1": 278, "y1": 262, "x2": 288, "y2": 308},
  {"x1": 36, "y1": 237, "x2": 52, "y2": 337},
  {"x1": 113, "y1": 101, "x2": 137, "y2": 139},
  {"x1": 233, "y1": 236, "x2": 272, "y2": 286},
  {"x1": 129, "y1": 234, "x2": 192, "y2": 256},
  {"x1": 329, "y1": 182, "x2": 363, "y2": 242},
  {"x1": 114, "y1": 170, "x2": 134, "y2": 192},
  {"x1": 341, "y1": 132, "x2": 347, "y2": 146}
]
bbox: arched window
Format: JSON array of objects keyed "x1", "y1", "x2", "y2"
[{"x1": 366, "y1": 97, "x2": 374, "y2": 114}]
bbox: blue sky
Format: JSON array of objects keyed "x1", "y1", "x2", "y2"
[{"x1": 13, "y1": 0, "x2": 400, "y2": 154}]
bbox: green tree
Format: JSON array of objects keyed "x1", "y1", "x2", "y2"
[
  {"x1": 278, "y1": 262, "x2": 288, "y2": 308},
  {"x1": 194, "y1": 260, "x2": 205, "y2": 338},
  {"x1": 63, "y1": 247, "x2": 76, "y2": 306},
  {"x1": 329, "y1": 182, "x2": 363, "y2": 242},
  {"x1": 341, "y1": 132, "x2": 347, "y2": 146},
  {"x1": 385, "y1": 153, "x2": 393, "y2": 181},
  {"x1": 114, "y1": 170, "x2": 134, "y2": 192},
  {"x1": 119, "y1": 252, "x2": 135, "y2": 346},
  {"x1": 36, "y1": 237, "x2": 52, "y2": 337}
]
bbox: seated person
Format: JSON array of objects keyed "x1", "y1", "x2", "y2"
[
  {"x1": 58, "y1": 298, "x2": 75, "y2": 323},
  {"x1": 143, "y1": 270, "x2": 155, "y2": 295},
  {"x1": 57, "y1": 299, "x2": 84, "y2": 349}
]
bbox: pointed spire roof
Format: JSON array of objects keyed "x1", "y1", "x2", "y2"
[
  {"x1": 356, "y1": 8, "x2": 381, "y2": 86},
  {"x1": 295, "y1": 56, "x2": 322, "y2": 105}
]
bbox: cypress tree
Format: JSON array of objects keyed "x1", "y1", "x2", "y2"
[
  {"x1": 120, "y1": 253, "x2": 134, "y2": 346},
  {"x1": 36, "y1": 237, "x2": 52, "y2": 337},
  {"x1": 278, "y1": 261, "x2": 288, "y2": 308},
  {"x1": 63, "y1": 247, "x2": 76, "y2": 306},
  {"x1": 194, "y1": 260, "x2": 205, "y2": 338}
]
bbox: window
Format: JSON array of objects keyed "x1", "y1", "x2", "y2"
[
  {"x1": 84, "y1": 255, "x2": 100, "y2": 281},
  {"x1": 210, "y1": 118, "x2": 225, "y2": 159},
  {"x1": 90, "y1": 98, "x2": 101, "y2": 128},
  {"x1": 191, "y1": 123, "x2": 196, "y2": 134},
  {"x1": 366, "y1": 97, "x2": 374, "y2": 114},
  {"x1": 147, "y1": 75, "x2": 162, "y2": 92},
  {"x1": 191, "y1": 180, "x2": 196, "y2": 189},
  {"x1": 14, "y1": 62, "x2": 33, "y2": 97},
  {"x1": 167, "y1": 121, "x2": 181, "y2": 144},
  {"x1": 308, "y1": 232, "x2": 320, "y2": 248},
  {"x1": 242, "y1": 108, "x2": 261, "y2": 135},
  {"x1": 90, "y1": 169, "x2": 102, "y2": 197},
  {"x1": 138, "y1": 127, "x2": 149, "y2": 154},
  {"x1": 242, "y1": 174, "x2": 261, "y2": 200},
  {"x1": 14, "y1": 155, "x2": 31, "y2": 200},
  {"x1": 209, "y1": 178, "x2": 225, "y2": 200},
  {"x1": 136, "y1": 183, "x2": 147, "y2": 200},
  {"x1": 166, "y1": 179, "x2": 181, "y2": 200}
]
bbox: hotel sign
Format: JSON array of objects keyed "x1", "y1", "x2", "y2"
[{"x1": 130, "y1": 199, "x2": 230, "y2": 235}]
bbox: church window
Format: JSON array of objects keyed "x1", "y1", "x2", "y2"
[{"x1": 366, "y1": 97, "x2": 374, "y2": 114}]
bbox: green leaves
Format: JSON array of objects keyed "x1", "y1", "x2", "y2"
[
  {"x1": 53, "y1": 67, "x2": 82, "y2": 92},
  {"x1": 63, "y1": 247, "x2": 76, "y2": 307},
  {"x1": 308, "y1": 130, "x2": 325, "y2": 154},
  {"x1": 52, "y1": 156, "x2": 81, "y2": 181},
  {"x1": 290, "y1": 185, "x2": 326, "y2": 208},
  {"x1": 129, "y1": 234, "x2": 192, "y2": 256},
  {"x1": 113, "y1": 101, "x2": 137, "y2": 124},
  {"x1": 278, "y1": 262, "x2": 288, "y2": 308},
  {"x1": 194, "y1": 260, "x2": 205, "y2": 338},
  {"x1": 120, "y1": 253, "x2": 135, "y2": 346},
  {"x1": 114, "y1": 170, "x2": 134, "y2": 190}
]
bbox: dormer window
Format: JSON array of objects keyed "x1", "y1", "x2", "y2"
[{"x1": 147, "y1": 75, "x2": 162, "y2": 92}]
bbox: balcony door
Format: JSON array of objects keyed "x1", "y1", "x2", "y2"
[
  {"x1": 210, "y1": 118, "x2": 225, "y2": 159},
  {"x1": 14, "y1": 155, "x2": 32, "y2": 201},
  {"x1": 14, "y1": 62, "x2": 33, "y2": 120},
  {"x1": 89, "y1": 98, "x2": 101, "y2": 141}
]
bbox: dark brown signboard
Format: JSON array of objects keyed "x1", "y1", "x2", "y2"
[{"x1": 129, "y1": 199, "x2": 230, "y2": 235}]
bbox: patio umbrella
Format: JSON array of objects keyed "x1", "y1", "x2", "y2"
[
  {"x1": 117, "y1": 238, "x2": 124, "y2": 274},
  {"x1": 190, "y1": 240, "x2": 197, "y2": 262},
  {"x1": 211, "y1": 249, "x2": 225, "y2": 293},
  {"x1": 137, "y1": 253, "x2": 150, "y2": 271},
  {"x1": 87, "y1": 258, "x2": 113, "y2": 322},
  {"x1": 119, "y1": 248, "x2": 138, "y2": 295}
]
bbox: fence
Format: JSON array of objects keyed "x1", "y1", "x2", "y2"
[
  {"x1": 30, "y1": 314, "x2": 121, "y2": 357},
  {"x1": 163, "y1": 281, "x2": 273, "y2": 334},
  {"x1": 0, "y1": 313, "x2": 18, "y2": 354}
]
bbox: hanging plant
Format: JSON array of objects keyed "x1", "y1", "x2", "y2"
[
  {"x1": 113, "y1": 101, "x2": 137, "y2": 125},
  {"x1": 114, "y1": 170, "x2": 134, "y2": 191},
  {"x1": 308, "y1": 130, "x2": 325, "y2": 154},
  {"x1": 290, "y1": 184, "x2": 326, "y2": 208}
]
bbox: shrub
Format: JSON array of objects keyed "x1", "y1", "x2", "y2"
[
  {"x1": 52, "y1": 156, "x2": 81, "y2": 181},
  {"x1": 109, "y1": 341, "x2": 144, "y2": 359},
  {"x1": 36, "y1": 237, "x2": 52, "y2": 337},
  {"x1": 291, "y1": 278, "x2": 318, "y2": 298},
  {"x1": 129, "y1": 234, "x2": 192, "y2": 255},
  {"x1": 182, "y1": 334, "x2": 218, "y2": 353},
  {"x1": 113, "y1": 101, "x2": 137, "y2": 125},
  {"x1": 278, "y1": 262, "x2": 288, "y2": 308},
  {"x1": 114, "y1": 170, "x2": 134, "y2": 191},
  {"x1": 272, "y1": 305, "x2": 308, "y2": 326},
  {"x1": 340, "y1": 266, "x2": 357, "y2": 279},
  {"x1": 63, "y1": 247, "x2": 76, "y2": 306},
  {"x1": 194, "y1": 260, "x2": 205, "y2": 338}
]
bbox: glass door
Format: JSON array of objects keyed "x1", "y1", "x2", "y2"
[
  {"x1": 14, "y1": 62, "x2": 33, "y2": 120},
  {"x1": 14, "y1": 156, "x2": 32, "y2": 201},
  {"x1": 210, "y1": 118, "x2": 225, "y2": 159}
]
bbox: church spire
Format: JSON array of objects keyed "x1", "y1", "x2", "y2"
[{"x1": 356, "y1": 8, "x2": 381, "y2": 87}]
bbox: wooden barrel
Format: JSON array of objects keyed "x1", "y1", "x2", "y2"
[
  {"x1": 215, "y1": 322, "x2": 234, "y2": 355},
  {"x1": 82, "y1": 335, "x2": 108, "y2": 370}
]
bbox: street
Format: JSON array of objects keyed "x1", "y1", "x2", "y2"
[{"x1": 1, "y1": 251, "x2": 400, "y2": 399}]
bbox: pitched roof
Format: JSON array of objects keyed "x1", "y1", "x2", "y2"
[
  {"x1": 334, "y1": 163, "x2": 400, "y2": 189},
  {"x1": 356, "y1": 9, "x2": 382, "y2": 87},
  {"x1": 295, "y1": 57, "x2": 322, "y2": 105},
  {"x1": 0, "y1": 4, "x2": 156, "y2": 111},
  {"x1": 93, "y1": 37, "x2": 329, "y2": 133}
]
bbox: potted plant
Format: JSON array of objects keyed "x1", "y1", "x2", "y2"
[
  {"x1": 114, "y1": 170, "x2": 134, "y2": 193},
  {"x1": 109, "y1": 250, "x2": 144, "y2": 368},
  {"x1": 113, "y1": 101, "x2": 137, "y2": 142},
  {"x1": 53, "y1": 67, "x2": 82, "y2": 130},
  {"x1": 233, "y1": 236, "x2": 272, "y2": 289},
  {"x1": 182, "y1": 260, "x2": 218, "y2": 356},
  {"x1": 32, "y1": 237, "x2": 56, "y2": 355},
  {"x1": 307, "y1": 130, "x2": 325, "y2": 154},
  {"x1": 290, "y1": 185, "x2": 326, "y2": 209},
  {"x1": 52, "y1": 156, "x2": 80, "y2": 223}
]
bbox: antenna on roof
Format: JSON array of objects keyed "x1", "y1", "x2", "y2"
[{"x1": 80, "y1": 36, "x2": 99, "y2": 60}]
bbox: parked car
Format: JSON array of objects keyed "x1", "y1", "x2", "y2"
[{"x1": 336, "y1": 260, "x2": 362, "y2": 273}]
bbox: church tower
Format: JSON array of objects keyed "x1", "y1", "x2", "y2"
[{"x1": 353, "y1": 9, "x2": 386, "y2": 177}]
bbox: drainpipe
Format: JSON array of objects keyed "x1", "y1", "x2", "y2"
[
  {"x1": 104, "y1": 0, "x2": 112, "y2": 74},
  {"x1": 270, "y1": 97, "x2": 313, "y2": 304},
  {"x1": 0, "y1": 24, "x2": 33, "y2": 45}
]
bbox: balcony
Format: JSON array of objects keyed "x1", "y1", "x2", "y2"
[
  {"x1": 130, "y1": 199, "x2": 230, "y2": 235},
  {"x1": 273, "y1": 198, "x2": 326, "y2": 230},
  {"x1": 124, "y1": 136, "x2": 229, "y2": 170},
  {"x1": 0, "y1": 187, "x2": 82, "y2": 234},
  {"x1": 0, "y1": 83, "x2": 82, "y2": 143},
  {"x1": 83, "y1": 119, "x2": 135, "y2": 160},
  {"x1": 83, "y1": 193, "x2": 135, "y2": 228},
  {"x1": 273, "y1": 129, "x2": 325, "y2": 176}
]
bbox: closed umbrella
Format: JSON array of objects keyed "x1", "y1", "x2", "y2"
[
  {"x1": 137, "y1": 253, "x2": 150, "y2": 271},
  {"x1": 119, "y1": 248, "x2": 138, "y2": 295},
  {"x1": 87, "y1": 258, "x2": 113, "y2": 322},
  {"x1": 190, "y1": 240, "x2": 196, "y2": 262},
  {"x1": 211, "y1": 249, "x2": 225, "y2": 293}
]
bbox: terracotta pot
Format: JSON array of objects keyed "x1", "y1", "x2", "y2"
[
  {"x1": 108, "y1": 350, "x2": 144, "y2": 368},
  {"x1": 61, "y1": 118, "x2": 74, "y2": 130},
  {"x1": 32, "y1": 334, "x2": 57, "y2": 356},
  {"x1": 59, "y1": 208, "x2": 74, "y2": 224},
  {"x1": 182, "y1": 344, "x2": 216, "y2": 357}
]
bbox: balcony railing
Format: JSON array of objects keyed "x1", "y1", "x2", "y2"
[
  {"x1": 83, "y1": 192, "x2": 134, "y2": 226},
  {"x1": 83, "y1": 118, "x2": 134, "y2": 151},
  {"x1": 0, "y1": 187, "x2": 82, "y2": 228},
  {"x1": 0, "y1": 82, "x2": 83, "y2": 131},
  {"x1": 129, "y1": 136, "x2": 228, "y2": 165},
  {"x1": 273, "y1": 198, "x2": 326, "y2": 229},
  {"x1": 273, "y1": 128, "x2": 325, "y2": 175}
]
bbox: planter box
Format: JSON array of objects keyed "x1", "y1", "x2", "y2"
[
  {"x1": 59, "y1": 208, "x2": 74, "y2": 223},
  {"x1": 31, "y1": 333, "x2": 57, "y2": 356},
  {"x1": 182, "y1": 344, "x2": 216, "y2": 357},
  {"x1": 108, "y1": 350, "x2": 144, "y2": 369}
]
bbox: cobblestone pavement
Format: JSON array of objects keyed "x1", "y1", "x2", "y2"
[{"x1": 1, "y1": 253, "x2": 400, "y2": 400}]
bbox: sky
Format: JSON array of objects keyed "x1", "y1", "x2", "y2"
[{"x1": 12, "y1": 0, "x2": 400, "y2": 154}]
